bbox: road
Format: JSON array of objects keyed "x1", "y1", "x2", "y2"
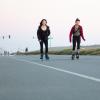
[{"x1": 0, "y1": 55, "x2": 100, "y2": 100}]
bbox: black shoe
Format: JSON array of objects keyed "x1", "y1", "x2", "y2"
[
  {"x1": 40, "y1": 55, "x2": 43, "y2": 59},
  {"x1": 45, "y1": 55, "x2": 49, "y2": 60},
  {"x1": 72, "y1": 54, "x2": 75, "y2": 60}
]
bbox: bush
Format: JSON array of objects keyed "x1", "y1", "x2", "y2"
[{"x1": 16, "y1": 48, "x2": 100, "y2": 55}]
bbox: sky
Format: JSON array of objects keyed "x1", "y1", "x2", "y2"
[{"x1": 0, "y1": 0, "x2": 100, "y2": 52}]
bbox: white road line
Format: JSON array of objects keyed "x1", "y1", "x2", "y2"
[{"x1": 11, "y1": 57, "x2": 100, "y2": 83}]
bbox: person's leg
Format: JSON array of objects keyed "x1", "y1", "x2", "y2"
[
  {"x1": 72, "y1": 36, "x2": 77, "y2": 54},
  {"x1": 72, "y1": 37, "x2": 77, "y2": 60},
  {"x1": 77, "y1": 36, "x2": 80, "y2": 54},
  {"x1": 76, "y1": 36, "x2": 80, "y2": 59},
  {"x1": 44, "y1": 39, "x2": 49, "y2": 59},
  {"x1": 40, "y1": 40, "x2": 43, "y2": 59}
]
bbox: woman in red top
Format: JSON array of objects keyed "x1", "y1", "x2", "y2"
[{"x1": 69, "y1": 18, "x2": 85, "y2": 60}]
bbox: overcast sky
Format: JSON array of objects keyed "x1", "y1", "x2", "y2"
[{"x1": 0, "y1": 0, "x2": 100, "y2": 52}]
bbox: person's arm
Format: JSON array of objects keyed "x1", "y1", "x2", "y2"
[
  {"x1": 47, "y1": 26, "x2": 50, "y2": 36},
  {"x1": 80, "y1": 26, "x2": 85, "y2": 41},
  {"x1": 37, "y1": 28, "x2": 41, "y2": 41},
  {"x1": 69, "y1": 26, "x2": 74, "y2": 43}
]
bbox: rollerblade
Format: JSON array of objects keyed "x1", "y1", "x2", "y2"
[
  {"x1": 76, "y1": 49, "x2": 80, "y2": 59},
  {"x1": 40, "y1": 54, "x2": 43, "y2": 61},
  {"x1": 76, "y1": 52, "x2": 79, "y2": 59},
  {"x1": 72, "y1": 54, "x2": 75, "y2": 60},
  {"x1": 71, "y1": 51, "x2": 76, "y2": 60},
  {"x1": 45, "y1": 54, "x2": 49, "y2": 60}
]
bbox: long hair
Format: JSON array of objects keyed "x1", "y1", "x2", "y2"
[{"x1": 39, "y1": 19, "x2": 47, "y2": 28}]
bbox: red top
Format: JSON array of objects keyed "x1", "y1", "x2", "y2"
[{"x1": 69, "y1": 25, "x2": 85, "y2": 42}]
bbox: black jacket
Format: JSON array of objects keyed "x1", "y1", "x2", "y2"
[{"x1": 37, "y1": 26, "x2": 50, "y2": 40}]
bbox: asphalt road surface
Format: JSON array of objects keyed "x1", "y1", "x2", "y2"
[{"x1": 0, "y1": 55, "x2": 100, "y2": 100}]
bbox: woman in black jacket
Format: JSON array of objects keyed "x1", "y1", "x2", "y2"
[{"x1": 37, "y1": 19, "x2": 50, "y2": 60}]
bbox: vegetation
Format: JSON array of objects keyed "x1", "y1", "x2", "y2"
[{"x1": 16, "y1": 48, "x2": 100, "y2": 55}]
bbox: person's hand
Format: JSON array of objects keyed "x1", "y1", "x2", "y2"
[
  {"x1": 83, "y1": 38, "x2": 86, "y2": 41},
  {"x1": 38, "y1": 40, "x2": 42, "y2": 42},
  {"x1": 70, "y1": 39, "x2": 72, "y2": 43}
]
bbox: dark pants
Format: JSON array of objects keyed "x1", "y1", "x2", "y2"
[
  {"x1": 73, "y1": 36, "x2": 80, "y2": 51},
  {"x1": 40, "y1": 39, "x2": 48, "y2": 55}
]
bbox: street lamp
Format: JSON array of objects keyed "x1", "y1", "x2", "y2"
[
  {"x1": 2, "y1": 35, "x2": 11, "y2": 39},
  {"x1": 3, "y1": 36, "x2": 4, "y2": 39},
  {"x1": 0, "y1": 34, "x2": 11, "y2": 56},
  {"x1": 9, "y1": 35, "x2": 11, "y2": 39}
]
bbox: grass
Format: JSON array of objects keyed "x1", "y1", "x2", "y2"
[{"x1": 16, "y1": 48, "x2": 100, "y2": 55}]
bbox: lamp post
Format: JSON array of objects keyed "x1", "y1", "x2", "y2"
[
  {"x1": 0, "y1": 34, "x2": 11, "y2": 55},
  {"x1": 0, "y1": 35, "x2": 11, "y2": 40}
]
